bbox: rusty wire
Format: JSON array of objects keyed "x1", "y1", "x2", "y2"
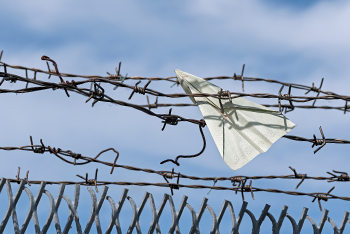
[
  {"x1": 1, "y1": 70, "x2": 349, "y2": 156},
  {"x1": 8, "y1": 163, "x2": 350, "y2": 211},
  {"x1": 0, "y1": 57, "x2": 349, "y2": 146},
  {"x1": 0, "y1": 57, "x2": 345, "y2": 100},
  {"x1": 139, "y1": 102, "x2": 350, "y2": 113},
  {"x1": 1, "y1": 70, "x2": 350, "y2": 104},
  {"x1": 1, "y1": 53, "x2": 350, "y2": 211},
  {"x1": 4, "y1": 177, "x2": 345, "y2": 202},
  {"x1": 4, "y1": 175, "x2": 348, "y2": 211},
  {"x1": 0, "y1": 52, "x2": 350, "y2": 106},
  {"x1": 3, "y1": 138, "x2": 350, "y2": 211},
  {"x1": 1, "y1": 139, "x2": 350, "y2": 186}
]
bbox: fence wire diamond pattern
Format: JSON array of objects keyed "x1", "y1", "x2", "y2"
[{"x1": 0, "y1": 178, "x2": 349, "y2": 234}]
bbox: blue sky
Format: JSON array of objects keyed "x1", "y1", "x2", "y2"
[{"x1": 1, "y1": 0, "x2": 350, "y2": 233}]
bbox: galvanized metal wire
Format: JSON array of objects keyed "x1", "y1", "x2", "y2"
[{"x1": 0, "y1": 178, "x2": 349, "y2": 234}]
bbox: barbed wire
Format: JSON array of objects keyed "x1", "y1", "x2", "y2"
[
  {"x1": 1, "y1": 52, "x2": 350, "y2": 211},
  {"x1": 2, "y1": 138, "x2": 349, "y2": 187},
  {"x1": 0, "y1": 55, "x2": 349, "y2": 159},
  {"x1": 1, "y1": 69, "x2": 350, "y2": 153},
  {"x1": 0, "y1": 54, "x2": 343, "y2": 99},
  {"x1": 140, "y1": 101, "x2": 350, "y2": 113},
  {"x1": 3, "y1": 136, "x2": 350, "y2": 211},
  {"x1": 2, "y1": 71, "x2": 350, "y2": 104},
  {"x1": 8, "y1": 167, "x2": 347, "y2": 211},
  {"x1": 0, "y1": 51, "x2": 350, "y2": 105}
]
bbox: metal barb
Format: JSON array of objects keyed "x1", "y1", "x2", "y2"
[
  {"x1": 77, "y1": 169, "x2": 99, "y2": 193},
  {"x1": 30, "y1": 136, "x2": 45, "y2": 154},
  {"x1": 161, "y1": 108, "x2": 179, "y2": 131},
  {"x1": 41, "y1": 55, "x2": 70, "y2": 97},
  {"x1": 344, "y1": 101, "x2": 348, "y2": 114},
  {"x1": 218, "y1": 89, "x2": 225, "y2": 114},
  {"x1": 85, "y1": 80, "x2": 105, "y2": 105},
  {"x1": 117, "y1": 61, "x2": 121, "y2": 77},
  {"x1": 147, "y1": 95, "x2": 158, "y2": 110},
  {"x1": 16, "y1": 167, "x2": 21, "y2": 183},
  {"x1": 233, "y1": 64, "x2": 245, "y2": 92},
  {"x1": 289, "y1": 166, "x2": 307, "y2": 189},
  {"x1": 312, "y1": 186, "x2": 335, "y2": 211},
  {"x1": 312, "y1": 126, "x2": 326, "y2": 154},
  {"x1": 307, "y1": 78, "x2": 324, "y2": 106},
  {"x1": 232, "y1": 177, "x2": 245, "y2": 188},
  {"x1": 241, "y1": 64, "x2": 245, "y2": 92},
  {"x1": 207, "y1": 177, "x2": 217, "y2": 195},
  {"x1": 278, "y1": 85, "x2": 294, "y2": 113},
  {"x1": 327, "y1": 170, "x2": 349, "y2": 182},
  {"x1": 128, "y1": 79, "x2": 152, "y2": 100},
  {"x1": 162, "y1": 171, "x2": 180, "y2": 195},
  {"x1": 240, "y1": 180, "x2": 254, "y2": 201}
]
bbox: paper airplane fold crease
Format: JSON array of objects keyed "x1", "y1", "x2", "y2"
[{"x1": 175, "y1": 69, "x2": 296, "y2": 170}]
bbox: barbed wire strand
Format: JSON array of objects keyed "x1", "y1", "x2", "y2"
[
  {"x1": 3, "y1": 176, "x2": 345, "y2": 211},
  {"x1": 0, "y1": 56, "x2": 345, "y2": 100},
  {"x1": 2, "y1": 140, "x2": 350, "y2": 185}
]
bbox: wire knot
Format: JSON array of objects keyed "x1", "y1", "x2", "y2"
[
  {"x1": 33, "y1": 147, "x2": 45, "y2": 154},
  {"x1": 48, "y1": 146, "x2": 61, "y2": 155},
  {"x1": 107, "y1": 61, "x2": 123, "y2": 80},
  {"x1": 233, "y1": 64, "x2": 245, "y2": 92},
  {"x1": 162, "y1": 117, "x2": 179, "y2": 127},
  {"x1": 312, "y1": 126, "x2": 326, "y2": 154},
  {"x1": 309, "y1": 86, "x2": 320, "y2": 93},
  {"x1": 278, "y1": 85, "x2": 294, "y2": 113},
  {"x1": 30, "y1": 136, "x2": 46, "y2": 154},
  {"x1": 128, "y1": 80, "x2": 151, "y2": 100},
  {"x1": 305, "y1": 78, "x2": 324, "y2": 106},
  {"x1": 64, "y1": 80, "x2": 77, "y2": 87},
  {"x1": 86, "y1": 80, "x2": 105, "y2": 105},
  {"x1": 133, "y1": 82, "x2": 146, "y2": 94},
  {"x1": 315, "y1": 194, "x2": 328, "y2": 201},
  {"x1": 339, "y1": 173, "x2": 349, "y2": 180},
  {"x1": 77, "y1": 169, "x2": 99, "y2": 193},
  {"x1": 67, "y1": 151, "x2": 82, "y2": 166},
  {"x1": 161, "y1": 108, "x2": 179, "y2": 131},
  {"x1": 107, "y1": 73, "x2": 119, "y2": 78},
  {"x1": 162, "y1": 169, "x2": 180, "y2": 195},
  {"x1": 289, "y1": 166, "x2": 307, "y2": 189},
  {"x1": 327, "y1": 170, "x2": 349, "y2": 182},
  {"x1": 70, "y1": 152, "x2": 82, "y2": 159},
  {"x1": 313, "y1": 138, "x2": 325, "y2": 146},
  {"x1": 146, "y1": 96, "x2": 158, "y2": 110},
  {"x1": 220, "y1": 90, "x2": 232, "y2": 103},
  {"x1": 162, "y1": 168, "x2": 176, "y2": 179},
  {"x1": 312, "y1": 186, "x2": 334, "y2": 211},
  {"x1": 231, "y1": 177, "x2": 245, "y2": 186},
  {"x1": 238, "y1": 180, "x2": 255, "y2": 201},
  {"x1": 5, "y1": 76, "x2": 17, "y2": 83}
]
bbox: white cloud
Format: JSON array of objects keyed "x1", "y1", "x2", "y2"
[{"x1": 1, "y1": 1, "x2": 350, "y2": 230}]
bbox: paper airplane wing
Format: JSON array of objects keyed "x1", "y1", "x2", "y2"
[{"x1": 175, "y1": 69, "x2": 296, "y2": 170}]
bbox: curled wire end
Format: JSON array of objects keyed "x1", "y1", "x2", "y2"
[
  {"x1": 160, "y1": 120, "x2": 206, "y2": 166},
  {"x1": 199, "y1": 119, "x2": 206, "y2": 128},
  {"x1": 160, "y1": 159, "x2": 180, "y2": 166},
  {"x1": 110, "y1": 151, "x2": 120, "y2": 174},
  {"x1": 41, "y1": 55, "x2": 50, "y2": 61}
]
